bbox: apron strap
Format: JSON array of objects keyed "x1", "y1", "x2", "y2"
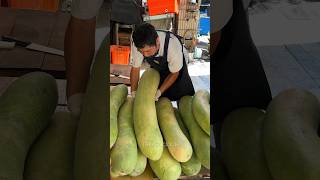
[{"x1": 163, "y1": 31, "x2": 171, "y2": 61}]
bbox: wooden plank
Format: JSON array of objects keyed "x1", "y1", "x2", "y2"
[
  {"x1": 0, "y1": 7, "x2": 16, "y2": 35},
  {"x1": 286, "y1": 44, "x2": 320, "y2": 78},
  {"x1": 109, "y1": 76, "x2": 130, "y2": 85},
  {"x1": 42, "y1": 12, "x2": 70, "y2": 72},
  {"x1": 110, "y1": 64, "x2": 131, "y2": 77},
  {"x1": 0, "y1": 8, "x2": 57, "y2": 72},
  {"x1": 110, "y1": 64, "x2": 131, "y2": 85},
  {"x1": 0, "y1": 47, "x2": 44, "y2": 69},
  {"x1": 257, "y1": 45, "x2": 319, "y2": 96},
  {"x1": 11, "y1": 9, "x2": 56, "y2": 45}
]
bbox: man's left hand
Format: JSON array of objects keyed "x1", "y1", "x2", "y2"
[{"x1": 155, "y1": 89, "x2": 162, "y2": 101}]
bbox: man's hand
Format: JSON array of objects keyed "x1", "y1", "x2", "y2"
[
  {"x1": 67, "y1": 93, "x2": 85, "y2": 118},
  {"x1": 130, "y1": 91, "x2": 136, "y2": 98},
  {"x1": 155, "y1": 89, "x2": 162, "y2": 101}
]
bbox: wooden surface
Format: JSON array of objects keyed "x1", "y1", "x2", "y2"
[
  {"x1": 0, "y1": 7, "x2": 69, "y2": 78},
  {"x1": 110, "y1": 63, "x2": 131, "y2": 85}
]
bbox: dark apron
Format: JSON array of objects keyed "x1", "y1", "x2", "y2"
[
  {"x1": 212, "y1": 0, "x2": 272, "y2": 150},
  {"x1": 144, "y1": 31, "x2": 195, "y2": 101}
]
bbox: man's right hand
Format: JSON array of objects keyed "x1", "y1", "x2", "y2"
[
  {"x1": 67, "y1": 93, "x2": 84, "y2": 119},
  {"x1": 130, "y1": 91, "x2": 136, "y2": 98}
]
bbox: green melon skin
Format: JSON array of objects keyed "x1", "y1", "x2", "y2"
[
  {"x1": 179, "y1": 96, "x2": 210, "y2": 169},
  {"x1": 192, "y1": 90, "x2": 210, "y2": 136},
  {"x1": 221, "y1": 108, "x2": 273, "y2": 180},
  {"x1": 129, "y1": 149, "x2": 147, "y2": 177},
  {"x1": 263, "y1": 89, "x2": 320, "y2": 180},
  {"x1": 173, "y1": 108, "x2": 202, "y2": 176},
  {"x1": 213, "y1": 149, "x2": 230, "y2": 180},
  {"x1": 149, "y1": 147, "x2": 181, "y2": 180},
  {"x1": 74, "y1": 35, "x2": 109, "y2": 180},
  {"x1": 133, "y1": 68, "x2": 163, "y2": 161},
  {"x1": 111, "y1": 98, "x2": 138, "y2": 177},
  {"x1": 110, "y1": 84, "x2": 128, "y2": 148},
  {"x1": 0, "y1": 71, "x2": 58, "y2": 180},
  {"x1": 24, "y1": 111, "x2": 77, "y2": 180},
  {"x1": 156, "y1": 97, "x2": 193, "y2": 163}
]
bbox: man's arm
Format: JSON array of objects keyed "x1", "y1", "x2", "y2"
[
  {"x1": 130, "y1": 66, "x2": 140, "y2": 93},
  {"x1": 65, "y1": 16, "x2": 96, "y2": 98},
  {"x1": 159, "y1": 71, "x2": 179, "y2": 94}
]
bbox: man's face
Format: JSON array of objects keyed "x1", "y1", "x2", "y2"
[{"x1": 137, "y1": 37, "x2": 160, "y2": 57}]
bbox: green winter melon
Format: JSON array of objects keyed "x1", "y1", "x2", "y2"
[
  {"x1": 149, "y1": 147, "x2": 181, "y2": 180},
  {"x1": 179, "y1": 96, "x2": 210, "y2": 169},
  {"x1": 156, "y1": 97, "x2": 193, "y2": 162},
  {"x1": 0, "y1": 71, "x2": 58, "y2": 180},
  {"x1": 173, "y1": 108, "x2": 202, "y2": 176},
  {"x1": 129, "y1": 149, "x2": 147, "y2": 177},
  {"x1": 263, "y1": 89, "x2": 320, "y2": 180},
  {"x1": 111, "y1": 97, "x2": 137, "y2": 177},
  {"x1": 192, "y1": 90, "x2": 210, "y2": 135},
  {"x1": 110, "y1": 84, "x2": 128, "y2": 148},
  {"x1": 221, "y1": 108, "x2": 273, "y2": 180},
  {"x1": 74, "y1": 34, "x2": 109, "y2": 180},
  {"x1": 133, "y1": 68, "x2": 163, "y2": 161},
  {"x1": 24, "y1": 111, "x2": 77, "y2": 180}
]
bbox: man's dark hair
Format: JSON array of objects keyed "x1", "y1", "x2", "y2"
[{"x1": 132, "y1": 23, "x2": 158, "y2": 48}]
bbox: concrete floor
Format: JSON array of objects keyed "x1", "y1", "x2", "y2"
[{"x1": 249, "y1": 0, "x2": 320, "y2": 99}]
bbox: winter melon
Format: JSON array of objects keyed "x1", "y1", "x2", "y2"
[
  {"x1": 263, "y1": 89, "x2": 320, "y2": 180},
  {"x1": 0, "y1": 72, "x2": 58, "y2": 180},
  {"x1": 133, "y1": 68, "x2": 163, "y2": 160}
]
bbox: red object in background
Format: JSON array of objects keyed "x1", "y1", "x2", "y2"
[
  {"x1": 7, "y1": 0, "x2": 59, "y2": 12},
  {"x1": 110, "y1": 45, "x2": 131, "y2": 65},
  {"x1": 147, "y1": 0, "x2": 179, "y2": 16}
]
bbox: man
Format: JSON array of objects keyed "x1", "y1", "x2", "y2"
[
  {"x1": 212, "y1": 0, "x2": 272, "y2": 150},
  {"x1": 130, "y1": 23, "x2": 195, "y2": 101}
]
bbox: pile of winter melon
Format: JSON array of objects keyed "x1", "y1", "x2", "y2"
[
  {"x1": 0, "y1": 35, "x2": 109, "y2": 180},
  {"x1": 216, "y1": 88, "x2": 320, "y2": 180},
  {"x1": 0, "y1": 71, "x2": 77, "y2": 180},
  {"x1": 110, "y1": 68, "x2": 210, "y2": 179}
]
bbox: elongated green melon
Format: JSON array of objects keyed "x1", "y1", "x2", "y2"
[
  {"x1": 174, "y1": 108, "x2": 201, "y2": 176},
  {"x1": 221, "y1": 108, "x2": 273, "y2": 180},
  {"x1": 173, "y1": 108, "x2": 191, "y2": 140},
  {"x1": 110, "y1": 84, "x2": 128, "y2": 148},
  {"x1": 263, "y1": 89, "x2": 320, "y2": 180},
  {"x1": 179, "y1": 96, "x2": 210, "y2": 169},
  {"x1": 156, "y1": 97, "x2": 192, "y2": 162},
  {"x1": 24, "y1": 111, "x2": 77, "y2": 180},
  {"x1": 111, "y1": 164, "x2": 154, "y2": 180},
  {"x1": 213, "y1": 149, "x2": 230, "y2": 180},
  {"x1": 133, "y1": 68, "x2": 163, "y2": 161},
  {"x1": 129, "y1": 149, "x2": 147, "y2": 177},
  {"x1": 111, "y1": 97, "x2": 137, "y2": 177},
  {"x1": 149, "y1": 147, "x2": 181, "y2": 180},
  {"x1": 74, "y1": 35, "x2": 108, "y2": 180},
  {"x1": 192, "y1": 90, "x2": 210, "y2": 135},
  {"x1": 0, "y1": 71, "x2": 58, "y2": 180}
]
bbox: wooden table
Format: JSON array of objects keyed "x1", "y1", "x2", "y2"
[
  {"x1": 0, "y1": 7, "x2": 69, "y2": 79},
  {"x1": 110, "y1": 64, "x2": 131, "y2": 85}
]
